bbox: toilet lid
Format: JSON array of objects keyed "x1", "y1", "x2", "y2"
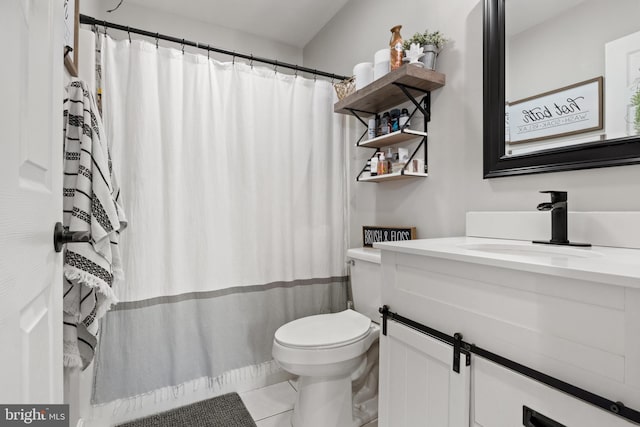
[{"x1": 274, "y1": 309, "x2": 372, "y2": 349}]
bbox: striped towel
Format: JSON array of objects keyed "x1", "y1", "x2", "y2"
[{"x1": 62, "y1": 80, "x2": 127, "y2": 370}]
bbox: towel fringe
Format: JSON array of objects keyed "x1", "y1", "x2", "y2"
[
  {"x1": 64, "y1": 266, "x2": 119, "y2": 309},
  {"x1": 63, "y1": 342, "x2": 84, "y2": 369}
]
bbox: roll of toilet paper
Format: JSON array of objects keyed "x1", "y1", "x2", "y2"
[
  {"x1": 374, "y1": 61, "x2": 390, "y2": 80},
  {"x1": 353, "y1": 62, "x2": 373, "y2": 90},
  {"x1": 374, "y1": 48, "x2": 389, "y2": 64},
  {"x1": 373, "y1": 48, "x2": 390, "y2": 80}
]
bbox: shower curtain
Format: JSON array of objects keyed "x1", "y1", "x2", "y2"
[{"x1": 92, "y1": 36, "x2": 348, "y2": 404}]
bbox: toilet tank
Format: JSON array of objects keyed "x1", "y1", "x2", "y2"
[{"x1": 347, "y1": 248, "x2": 382, "y2": 323}]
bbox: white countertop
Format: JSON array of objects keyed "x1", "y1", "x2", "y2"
[{"x1": 374, "y1": 237, "x2": 640, "y2": 288}]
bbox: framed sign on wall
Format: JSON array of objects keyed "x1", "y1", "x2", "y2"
[
  {"x1": 63, "y1": 0, "x2": 79, "y2": 77},
  {"x1": 507, "y1": 77, "x2": 603, "y2": 145}
]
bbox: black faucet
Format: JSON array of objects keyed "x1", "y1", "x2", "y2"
[{"x1": 533, "y1": 191, "x2": 591, "y2": 247}]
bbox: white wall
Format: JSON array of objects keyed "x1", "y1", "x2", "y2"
[
  {"x1": 304, "y1": 0, "x2": 640, "y2": 248},
  {"x1": 80, "y1": 0, "x2": 303, "y2": 64}
]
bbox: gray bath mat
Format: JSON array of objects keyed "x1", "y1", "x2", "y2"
[{"x1": 116, "y1": 392, "x2": 257, "y2": 427}]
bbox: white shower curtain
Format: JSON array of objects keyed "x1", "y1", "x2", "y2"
[{"x1": 92, "y1": 36, "x2": 347, "y2": 404}]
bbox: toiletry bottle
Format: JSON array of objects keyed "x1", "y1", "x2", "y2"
[
  {"x1": 368, "y1": 116, "x2": 377, "y2": 140},
  {"x1": 379, "y1": 112, "x2": 390, "y2": 135},
  {"x1": 386, "y1": 148, "x2": 395, "y2": 173},
  {"x1": 370, "y1": 153, "x2": 379, "y2": 177},
  {"x1": 390, "y1": 109, "x2": 400, "y2": 132},
  {"x1": 378, "y1": 151, "x2": 386, "y2": 175},
  {"x1": 399, "y1": 108, "x2": 410, "y2": 129},
  {"x1": 389, "y1": 25, "x2": 404, "y2": 71}
]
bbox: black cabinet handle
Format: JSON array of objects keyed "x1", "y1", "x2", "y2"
[{"x1": 523, "y1": 406, "x2": 566, "y2": 427}]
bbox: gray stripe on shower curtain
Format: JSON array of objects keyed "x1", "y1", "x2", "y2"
[
  {"x1": 112, "y1": 276, "x2": 348, "y2": 311},
  {"x1": 91, "y1": 277, "x2": 347, "y2": 404}
]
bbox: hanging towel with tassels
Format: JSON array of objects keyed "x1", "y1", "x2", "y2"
[{"x1": 62, "y1": 80, "x2": 127, "y2": 370}]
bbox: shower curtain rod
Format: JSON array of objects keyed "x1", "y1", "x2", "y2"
[{"x1": 79, "y1": 14, "x2": 350, "y2": 81}]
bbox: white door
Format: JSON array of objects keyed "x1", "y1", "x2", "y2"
[
  {"x1": 378, "y1": 320, "x2": 471, "y2": 427},
  {"x1": 0, "y1": 0, "x2": 64, "y2": 404}
]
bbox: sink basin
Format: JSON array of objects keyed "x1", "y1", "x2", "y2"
[{"x1": 457, "y1": 242, "x2": 603, "y2": 259}]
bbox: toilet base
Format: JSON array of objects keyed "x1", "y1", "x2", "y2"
[{"x1": 292, "y1": 374, "x2": 357, "y2": 427}]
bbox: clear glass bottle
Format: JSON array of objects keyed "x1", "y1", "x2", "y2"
[{"x1": 389, "y1": 25, "x2": 404, "y2": 71}]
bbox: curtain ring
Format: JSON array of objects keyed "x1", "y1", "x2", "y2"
[
  {"x1": 103, "y1": 20, "x2": 108, "y2": 36},
  {"x1": 250, "y1": 54, "x2": 253, "y2": 69},
  {"x1": 155, "y1": 33, "x2": 159, "y2": 49},
  {"x1": 181, "y1": 39, "x2": 185, "y2": 54},
  {"x1": 314, "y1": 70, "x2": 318, "y2": 81},
  {"x1": 127, "y1": 27, "x2": 131, "y2": 43},
  {"x1": 294, "y1": 65, "x2": 298, "y2": 78},
  {"x1": 232, "y1": 51, "x2": 236, "y2": 65},
  {"x1": 207, "y1": 45, "x2": 210, "y2": 60},
  {"x1": 273, "y1": 60, "x2": 278, "y2": 74}
]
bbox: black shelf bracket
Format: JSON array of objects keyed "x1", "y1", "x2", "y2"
[
  {"x1": 393, "y1": 83, "x2": 431, "y2": 121},
  {"x1": 356, "y1": 148, "x2": 382, "y2": 181},
  {"x1": 346, "y1": 108, "x2": 370, "y2": 128},
  {"x1": 347, "y1": 109, "x2": 369, "y2": 147}
]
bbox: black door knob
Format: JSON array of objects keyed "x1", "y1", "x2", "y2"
[{"x1": 53, "y1": 222, "x2": 91, "y2": 253}]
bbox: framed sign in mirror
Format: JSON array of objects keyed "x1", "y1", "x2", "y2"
[
  {"x1": 483, "y1": 0, "x2": 640, "y2": 178},
  {"x1": 63, "y1": 0, "x2": 79, "y2": 77}
]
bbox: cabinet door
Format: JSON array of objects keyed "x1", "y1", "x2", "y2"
[
  {"x1": 473, "y1": 357, "x2": 634, "y2": 427},
  {"x1": 378, "y1": 320, "x2": 470, "y2": 427}
]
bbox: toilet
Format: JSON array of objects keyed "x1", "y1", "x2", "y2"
[{"x1": 272, "y1": 248, "x2": 381, "y2": 427}]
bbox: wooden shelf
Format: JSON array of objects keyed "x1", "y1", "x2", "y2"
[
  {"x1": 358, "y1": 171, "x2": 428, "y2": 183},
  {"x1": 334, "y1": 65, "x2": 445, "y2": 115},
  {"x1": 358, "y1": 129, "x2": 427, "y2": 148}
]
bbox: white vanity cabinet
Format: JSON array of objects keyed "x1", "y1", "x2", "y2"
[{"x1": 375, "y1": 236, "x2": 640, "y2": 427}]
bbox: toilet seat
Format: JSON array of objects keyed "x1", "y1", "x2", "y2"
[{"x1": 274, "y1": 310, "x2": 372, "y2": 349}]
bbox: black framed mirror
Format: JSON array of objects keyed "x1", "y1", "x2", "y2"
[{"x1": 483, "y1": 0, "x2": 640, "y2": 178}]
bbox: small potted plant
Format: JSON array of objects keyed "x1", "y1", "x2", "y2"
[
  {"x1": 403, "y1": 32, "x2": 427, "y2": 51},
  {"x1": 422, "y1": 30, "x2": 448, "y2": 70},
  {"x1": 403, "y1": 30, "x2": 448, "y2": 70}
]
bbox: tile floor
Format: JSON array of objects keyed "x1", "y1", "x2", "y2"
[{"x1": 239, "y1": 381, "x2": 378, "y2": 427}]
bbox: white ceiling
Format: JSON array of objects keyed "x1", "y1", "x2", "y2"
[
  {"x1": 506, "y1": 0, "x2": 587, "y2": 37},
  {"x1": 124, "y1": 0, "x2": 351, "y2": 48}
]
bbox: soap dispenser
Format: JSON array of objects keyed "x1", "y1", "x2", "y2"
[{"x1": 378, "y1": 151, "x2": 386, "y2": 175}]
